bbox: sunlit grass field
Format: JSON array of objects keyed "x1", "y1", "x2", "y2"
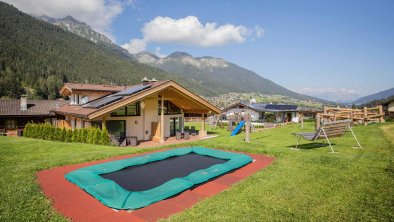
[{"x1": 0, "y1": 122, "x2": 393, "y2": 221}]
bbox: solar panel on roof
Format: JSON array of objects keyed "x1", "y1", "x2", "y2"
[
  {"x1": 82, "y1": 96, "x2": 122, "y2": 109},
  {"x1": 265, "y1": 105, "x2": 297, "y2": 110},
  {"x1": 111, "y1": 84, "x2": 151, "y2": 97}
]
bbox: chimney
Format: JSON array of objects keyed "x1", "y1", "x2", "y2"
[
  {"x1": 150, "y1": 78, "x2": 158, "y2": 83},
  {"x1": 141, "y1": 77, "x2": 150, "y2": 86},
  {"x1": 20, "y1": 95, "x2": 27, "y2": 111}
]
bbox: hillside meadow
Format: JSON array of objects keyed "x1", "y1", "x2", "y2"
[{"x1": 0, "y1": 122, "x2": 393, "y2": 221}]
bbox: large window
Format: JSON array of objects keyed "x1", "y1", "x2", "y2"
[
  {"x1": 111, "y1": 102, "x2": 140, "y2": 116},
  {"x1": 158, "y1": 100, "x2": 181, "y2": 115},
  {"x1": 5, "y1": 119, "x2": 17, "y2": 129}
]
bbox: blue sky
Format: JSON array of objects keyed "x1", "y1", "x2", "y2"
[{"x1": 6, "y1": 0, "x2": 394, "y2": 97}]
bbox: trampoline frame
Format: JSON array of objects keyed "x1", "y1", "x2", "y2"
[{"x1": 65, "y1": 146, "x2": 252, "y2": 210}]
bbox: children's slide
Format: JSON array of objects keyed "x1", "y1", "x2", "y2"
[{"x1": 230, "y1": 121, "x2": 245, "y2": 136}]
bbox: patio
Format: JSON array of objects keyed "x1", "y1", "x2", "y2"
[{"x1": 135, "y1": 134, "x2": 218, "y2": 148}]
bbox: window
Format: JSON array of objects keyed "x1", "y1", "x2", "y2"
[
  {"x1": 158, "y1": 100, "x2": 181, "y2": 115},
  {"x1": 5, "y1": 119, "x2": 17, "y2": 129},
  {"x1": 111, "y1": 102, "x2": 140, "y2": 116},
  {"x1": 81, "y1": 96, "x2": 89, "y2": 104}
]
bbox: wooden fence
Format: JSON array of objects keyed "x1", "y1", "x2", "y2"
[
  {"x1": 184, "y1": 117, "x2": 203, "y2": 122},
  {"x1": 316, "y1": 105, "x2": 384, "y2": 130}
]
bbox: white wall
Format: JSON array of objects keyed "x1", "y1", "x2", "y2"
[
  {"x1": 224, "y1": 108, "x2": 260, "y2": 122},
  {"x1": 163, "y1": 114, "x2": 184, "y2": 137},
  {"x1": 98, "y1": 95, "x2": 184, "y2": 140},
  {"x1": 142, "y1": 95, "x2": 159, "y2": 140},
  {"x1": 106, "y1": 115, "x2": 144, "y2": 140}
]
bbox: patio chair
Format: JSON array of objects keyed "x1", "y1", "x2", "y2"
[
  {"x1": 0, "y1": 128, "x2": 5, "y2": 136},
  {"x1": 176, "y1": 131, "x2": 182, "y2": 140},
  {"x1": 292, "y1": 120, "x2": 362, "y2": 153},
  {"x1": 184, "y1": 131, "x2": 190, "y2": 140},
  {"x1": 190, "y1": 126, "x2": 197, "y2": 136}
]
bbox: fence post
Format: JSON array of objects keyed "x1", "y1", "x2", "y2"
[
  {"x1": 378, "y1": 105, "x2": 385, "y2": 123},
  {"x1": 350, "y1": 111, "x2": 354, "y2": 126},
  {"x1": 315, "y1": 113, "x2": 321, "y2": 131},
  {"x1": 363, "y1": 107, "x2": 368, "y2": 126}
]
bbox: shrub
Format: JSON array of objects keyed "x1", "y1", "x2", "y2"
[
  {"x1": 65, "y1": 129, "x2": 73, "y2": 142},
  {"x1": 61, "y1": 128, "x2": 67, "y2": 142},
  {"x1": 99, "y1": 128, "x2": 110, "y2": 145},
  {"x1": 23, "y1": 122, "x2": 32, "y2": 137},
  {"x1": 23, "y1": 123, "x2": 111, "y2": 146},
  {"x1": 93, "y1": 128, "x2": 101, "y2": 145},
  {"x1": 71, "y1": 129, "x2": 79, "y2": 143}
]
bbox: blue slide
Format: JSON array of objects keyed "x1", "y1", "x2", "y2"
[{"x1": 231, "y1": 121, "x2": 245, "y2": 136}]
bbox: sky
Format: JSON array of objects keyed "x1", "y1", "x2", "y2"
[{"x1": 4, "y1": 0, "x2": 394, "y2": 98}]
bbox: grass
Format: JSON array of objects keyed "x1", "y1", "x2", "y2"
[{"x1": 0, "y1": 122, "x2": 393, "y2": 221}]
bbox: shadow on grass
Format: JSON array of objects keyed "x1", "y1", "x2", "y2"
[{"x1": 287, "y1": 142, "x2": 336, "y2": 150}]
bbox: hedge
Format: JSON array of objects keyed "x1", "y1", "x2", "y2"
[{"x1": 23, "y1": 123, "x2": 111, "y2": 146}]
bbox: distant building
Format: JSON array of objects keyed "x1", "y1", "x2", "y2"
[
  {"x1": 221, "y1": 102, "x2": 300, "y2": 123},
  {"x1": 381, "y1": 98, "x2": 394, "y2": 118},
  {"x1": 0, "y1": 96, "x2": 67, "y2": 136}
]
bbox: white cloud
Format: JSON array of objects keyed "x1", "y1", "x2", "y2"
[
  {"x1": 3, "y1": 0, "x2": 132, "y2": 41},
  {"x1": 297, "y1": 87, "x2": 359, "y2": 95},
  {"x1": 121, "y1": 39, "x2": 146, "y2": 54},
  {"x1": 296, "y1": 87, "x2": 362, "y2": 102},
  {"x1": 254, "y1": 26, "x2": 264, "y2": 38},
  {"x1": 122, "y1": 16, "x2": 264, "y2": 54}
]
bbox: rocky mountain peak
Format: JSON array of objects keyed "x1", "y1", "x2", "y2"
[
  {"x1": 135, "y1": 51, "x2": 160, "y2": 63},
  {"x1": 166, "y1": 51, "x2": 192, "y2": 58}
]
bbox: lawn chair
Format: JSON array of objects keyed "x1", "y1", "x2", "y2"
[
  {"x1": 184, "y1": 131, "x2": 190, "y2": 140},
  {"x1": 292, "y1": 120, "x2": 362, "y2": 153},
  {"x1": 190, "y1": 126, "x2": 197, "y2": 136},
  {"x1": 176, "y1": 131, "x2": 182, "y2": 140}
]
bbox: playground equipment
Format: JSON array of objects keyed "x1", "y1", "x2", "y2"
[
  {"x1": 231, "y1": 121, "x2": 245, "y2": 136},
  {"x1": 316, "y1": 105, "x2": 385, "y2": 130}
]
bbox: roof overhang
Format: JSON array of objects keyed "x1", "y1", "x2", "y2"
[
  {"x1": 222, "y1": 103, "x2": 259, "y2": 113},
  {"x1": 87, "y1": 81, "x2": 221, "y2": 120}
]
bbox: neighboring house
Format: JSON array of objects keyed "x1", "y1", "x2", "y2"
[
  {"x1": 0, "y1": 96, "x2": 68, "y2": 136},
  {"x1": 381, "y1": 98, "x2": 394, "y2": 118},
  {"x1": 222, "y1": 102, "x2": 299, "y2": 123},
  {"x1": 53, "y1": 79, "x2": 221, "y2": 143},
  {"x1": 221, "y1": 102, "x2": 262, "y2": 122}
]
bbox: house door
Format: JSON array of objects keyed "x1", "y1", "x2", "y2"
[
  {"x1": 286, "y1": 113, "x2": 292, "y2": 122},
  {"x1": 106, "y1": 120, "x2": 126, "y2": 141},
  {"x1": 169, "y1": 117, "x2": 181, "y2": 136}
]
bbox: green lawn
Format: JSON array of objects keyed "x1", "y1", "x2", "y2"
[{"x1": 0, "y1": 122, "x2": 393, "y2": 221}]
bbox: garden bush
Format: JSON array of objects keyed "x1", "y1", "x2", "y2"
[{"x1": 23, "y1": 123, "x2": 111, "y2": 146}]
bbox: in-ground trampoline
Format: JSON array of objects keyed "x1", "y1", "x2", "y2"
[{"x1": 65, "y1": 146, "x2": 252, "y2": 210}]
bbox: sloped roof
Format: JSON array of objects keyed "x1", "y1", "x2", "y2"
[
  {"x1": 59, "y1": 83, "x2": 127, "y2": 95},
  {"x1": 54, "y1": 80, "x2": 221, "y2": 119},
  {"x1": 264, "y1": 104, "x2": 297, "y2": 111},
  {"x1": 223, "y1": 102, "x2": 298, "y2": 113},
  {"x1": 222, "y1": 102, "x2": 260, "y2": 112},
  {"x1": 0, "y1": 100, "x2": 68, "y2": 116}
]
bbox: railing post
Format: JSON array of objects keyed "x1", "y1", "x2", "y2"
[
  {"x1": 315, "y1": 113, "x2": 321, "y2": 131},
  {"x1": 363, "y1": 107, "x2": 368, "y2": 126},
  {"x1": 378, "y1": 105, "x2": 385, "y2": 123}
]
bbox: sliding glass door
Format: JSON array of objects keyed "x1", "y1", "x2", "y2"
[{"x1": 106, "y1": 120, "x2": 126, "y2": 141}]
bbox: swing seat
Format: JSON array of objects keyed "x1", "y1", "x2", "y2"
[{"x1": 292, "y1": 120, "x2": 362, "y2": 153}]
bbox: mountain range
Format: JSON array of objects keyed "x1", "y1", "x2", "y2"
[
  {"x1": 0, "y1": 2, "x2": 327, "y2": 104},
  {"x1": 296, "y1": 87, "x2": 362, "y2": 104},
  {"x1": 35, "y1": 15, "x2": 133, "y2": 60},
  {"x1": 134, "y1": 51, "x2": 327, "y2": 102},
  {"x1": 353, "y1": 87, "x2": 394, "y2": 105}
]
